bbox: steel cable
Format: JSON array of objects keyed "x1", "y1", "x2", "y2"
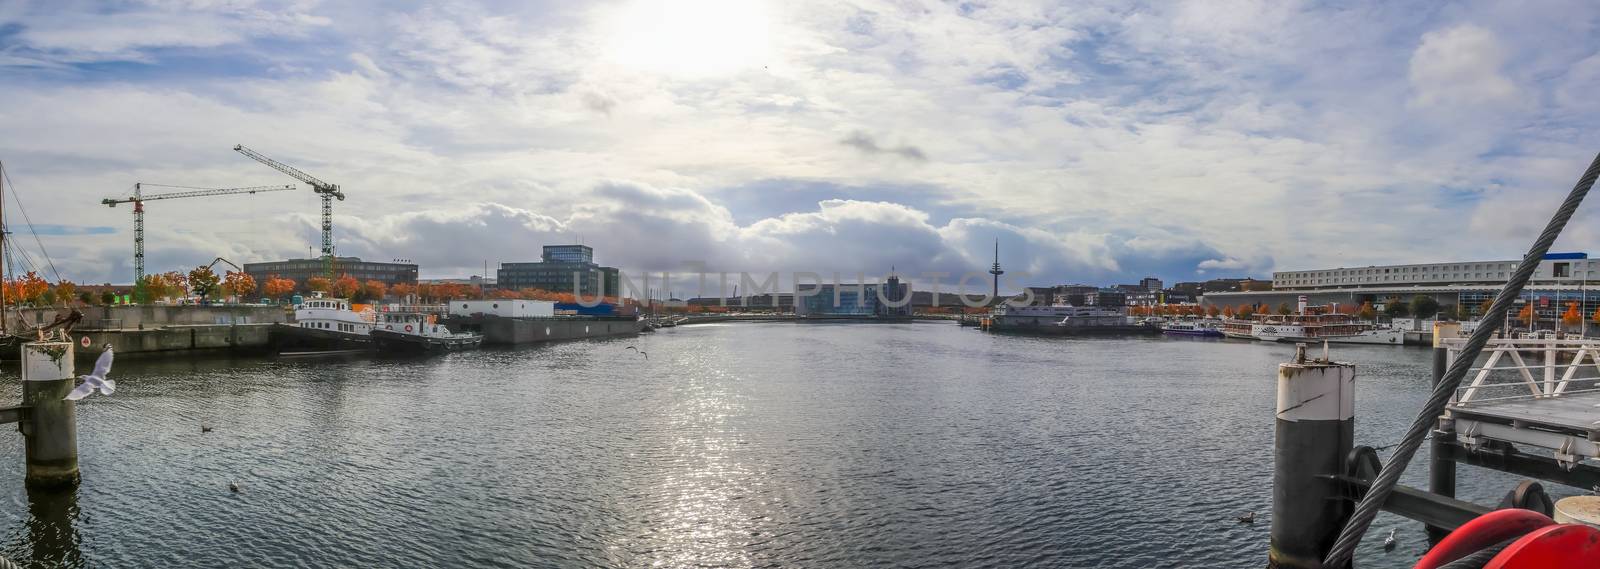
[{"x1": 1322, "y1": 151, "x2": 1600, "y2": 567}]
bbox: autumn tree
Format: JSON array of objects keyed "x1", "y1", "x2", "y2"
[
  {"x1": 1480, "y1": 298, "x2": 1494, "y2": 317},
  {"x1": 17, "y1": 271, "x2": 48, "y2": 306},
  {"x1": 1205, "y1": 305, "x2": 1220, "y2": 318},
  {"x1": 1562, "y1": 302, "x2": 1582, "y2": 329},
  {"x1": 188, "y1": 266, "x2": 221, "y2": 301},
  {"x1": 222, "y1": 271, "x2": 257, "y2": 300},
  {"x1": 53, "y1": 280, "x2": 76, "y2": 306},
  {"x1": 307, "y1": 276, "x2": 331, "y2": 294},
  {"x1": 360, "y1": 280, "x2": 386, "y2": 302},
  {"x1": 1356, "y1": 301, "x2": 1376, "y2": 321},
  {"x1": 332, "y1": 274, "x2": 359, "y2": 298},
  {"x1": 264, "y1": 277, "x2": 297, "y2": 299},
  {"x1": 1237, "y1": 305, "x2": 1254, "y2": 319},
  {"x1": 1517, "y1": 303, "x2": 1534, "y2": 323},
  {"x1": 1592, "y1": 306, "x2": 1600, "y2": 326},
  {"x1": 1222, "y1": 305, "x2": 1235, "y2": 318},
  {"x1": 390, "y1": 283, "x2": 416, "y2": 301}
]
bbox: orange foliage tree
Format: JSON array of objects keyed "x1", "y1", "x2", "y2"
[
  {"x1": 390, "y1": 283, "x2": 416, "y2": 301},
  {"x1": 1517, "y1": 303, "x2": 1534, "y2": 323},
  {"x1": 263, "y1": 276, "x2": 296, "y2": 299},
  {"x1": 222, "y1": 271, "x2": 257, "y2": 299},
  {"x1": 1562, "y1": 302, "x2": 1582, "y2": 329},
  {"x1": 307, "y1": 276, "x2": 331, "y2": 293},
  {"x1": 361, "y1": 280, "x2": 387, "y2": 301},
  {"x1": 332, "y1": 274, "x2": 359, "y2": 298},
  {"x1": 12, "y1": 271, "x2": 50, "y2": 306}
]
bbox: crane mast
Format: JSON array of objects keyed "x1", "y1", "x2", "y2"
[
  {"x1": 232, "y1": 145, "x2": 345, "y2": 277},
  {"x1": 102, "y1": 183, "x2": 294, "y2": 291}
]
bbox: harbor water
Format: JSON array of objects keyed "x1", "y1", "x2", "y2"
[{"x1": 0, "y1": 322, "x2": 1553, "y2": 567}]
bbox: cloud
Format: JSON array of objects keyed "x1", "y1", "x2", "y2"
[
  {"x1": 839, "y1": 131, "x2": 927, "y2": 162},
  {"x1": 1408, "y1": 24, "x2": 1522, "y2": 110},
  {"x1": 0, "y1": 1, "x2": 1598, "y2": 290}
]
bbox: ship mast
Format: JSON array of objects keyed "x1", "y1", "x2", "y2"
[{"x1": 1, "y1": 159, "x2": 7, "y2": 336}]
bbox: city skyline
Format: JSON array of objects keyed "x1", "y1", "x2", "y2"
[{"x1": 3, "y1": 1, "x2": 1600, "y2": 286}]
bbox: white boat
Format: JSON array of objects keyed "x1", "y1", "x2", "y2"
[
  {"x1": 1162, "y1": 319, "x2": 1225, "y2": 337},
  {"x1": 1246, "y1": 312, "x2": 1402, "y2": 345},
  {"x1": 273, "y1": 297, "x2": 377, "y2": 353},
  {"x1": 371, "y1": 312, "x2": 482, "y2": 353}
]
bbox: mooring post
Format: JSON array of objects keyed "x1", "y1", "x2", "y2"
[
  {"x1": 20, "y1": 341, "x2": 79, "y2": 488},
  {"x1": 1427, "y1": 322, "x2": 1460, "y2": 544},
  {"x1": 1269, "y1": 343, "x2": 1355, "y2": 569}
]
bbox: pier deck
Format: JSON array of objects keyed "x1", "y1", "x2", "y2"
[{"x1": 1441, "y1": 338, "x2": 1600, "y2": 467}]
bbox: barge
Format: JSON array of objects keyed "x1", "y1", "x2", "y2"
[{"x1": 439, "y1": 300, "x2": 644, "y2": 345}]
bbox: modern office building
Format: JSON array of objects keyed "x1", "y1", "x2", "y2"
[
  {"x1": 1139, "y1": 277, "x2": 1163, "y2": 291},
  {"x1": 1203, "y1": 253, "x2": 1600, "y2": 326},
  {"x1": 496, "y1": 245, "x2": 621, "y2": 297},
  {"x1": 795, "y1": 275, "x2": 912, "y2": 318},
  {"x1": 243, "y1": 257, "x2": 418, "y2": 289}
]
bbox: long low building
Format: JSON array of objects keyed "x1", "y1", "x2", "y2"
[{"x1": 1204, "y1": 253, "x2": 1600, "y2": 322}]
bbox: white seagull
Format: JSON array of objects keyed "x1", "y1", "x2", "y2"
[{"x1": 65, "y1": 344, "x2": 115, "y2": 401}]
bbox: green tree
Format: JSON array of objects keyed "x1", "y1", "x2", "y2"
[
  {"x1": 1277, "y1": 302, "x2": 1292, "y2": 315},
  {"x1": 100, "y1": 291, "x2": 116, "y2": 305},
  {"x1": 1383, "y1": 297, "x2": 1410, "y2": 319},
  {"x1": 1409, "y1": 295, "x2": 1440, "y2": 320},
  {"x1": 188, "y1": 265, "x2": 221, "y2": 301}
]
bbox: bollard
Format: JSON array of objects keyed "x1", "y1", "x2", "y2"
[
  {"x1": 20, "y1": 342, "x2": 78, "y2": 488},
  {"x1": 1269, "y1": 343, "x2": 1355, "y2": 569},
  {"x1": 1428, "y1": 322, "x2": 1461, "y2": 544}
]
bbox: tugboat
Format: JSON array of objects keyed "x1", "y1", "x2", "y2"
[
  {"x1": 370, "y1": 312, "x2": 481, "y2": 354},
  {"x1": 272, "y1": 297, "x2": 376, "y2": 354}
]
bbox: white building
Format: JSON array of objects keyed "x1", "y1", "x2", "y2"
[{"x1": 1272, "y1": 254, "x2": 1597, "y2": 290}]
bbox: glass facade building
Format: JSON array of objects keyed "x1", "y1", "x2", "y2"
[
  {"x1": 498, "y1": 245, "x2": 619, "y2": 297},
  {"x1": 243, "y1": 257, "x2": 418, "y2": 290},
  {"x1": 795, "y1": 278, "x2": 912, "y2": 318}
]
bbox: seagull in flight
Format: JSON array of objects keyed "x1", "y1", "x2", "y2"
[{"x1": 65, "y1": 344, "x2": 115, "y2": 401}]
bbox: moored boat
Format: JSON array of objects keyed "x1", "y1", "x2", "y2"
[
  {"x1": 1162, "y1": 319, "x2": 1225, "y2": 337},
  {"x1": 371, "y1": 312, "x2": 481, "y2": 354},
  {"x1": 271, "y1": 297, "x2": 375, "y2": 354}
]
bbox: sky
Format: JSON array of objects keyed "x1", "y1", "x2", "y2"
[{"x1": 2, "y1": 0, "x2": 1600, "y2": 295}]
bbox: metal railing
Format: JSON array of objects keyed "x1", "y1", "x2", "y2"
[{"x1": 1442, "y1": 337, "x2": 1600, "y2": 404}]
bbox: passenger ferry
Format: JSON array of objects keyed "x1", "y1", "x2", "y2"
[
  {"x1": 1161, "y1": 319, "x2": 1225, "y2": 337},
  {"x1": 1228, "y1": 311, "x2": 1403, "y2": 345}
]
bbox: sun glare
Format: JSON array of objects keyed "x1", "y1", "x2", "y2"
[{"x1": 607, "y1": 0, "x2": 772, "y2": 76}]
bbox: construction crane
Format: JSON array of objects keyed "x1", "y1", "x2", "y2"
[
  {"x1": 102, "y1": 183, "x2": 294, "y2": 289},
  {"x1": 231, "y1": 144, "x2": 345, "y2": 277}
]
